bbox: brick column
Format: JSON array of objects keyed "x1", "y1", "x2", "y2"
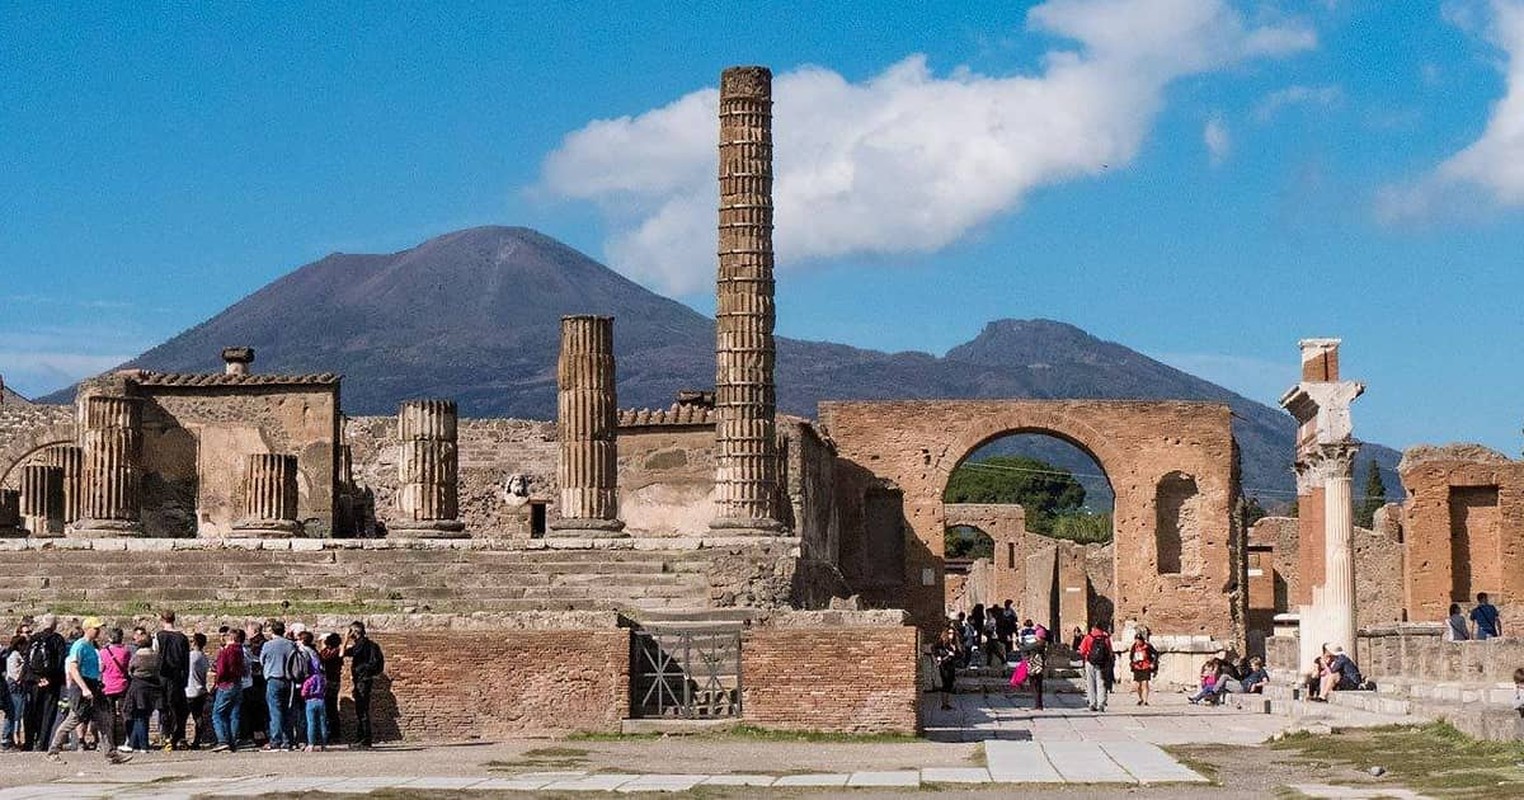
[
  {"x1": 712, "y1": 65, "x2": 783, "y2": 535},
  {"x1": 393, "y1": 399, "x2": 466, "y2": 538},
  {"x1": 0, "y1": 490, "x2": 20, "y2": 537},
  {"x1": 41, "y1": 444, "x2": 84, "y2": 525},
  {"x1": 19, "y1": 464, "x2": 64, "y2": 537},
  {"x1": 73, "y1": 395, "x2": 144, "y2": 536},
  {"x1": 233, "y1": 453, "x2": 302, "y2": 536},
  {"x1": 550, "y1": 315, "x2": 625, "y2": 538}
]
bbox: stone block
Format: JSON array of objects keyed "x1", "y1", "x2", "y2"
[
  {"x1": 124, "y1": 538, "x2": 175, "y2": 552},
  {"x1": 289, "y1": 538, "x2": 323, "y2": 551}
]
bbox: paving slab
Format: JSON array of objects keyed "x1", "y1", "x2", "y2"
[
  {"x1": 985, "y1": 740, "x2": 1063, "y2": 783},
  {"x1": 615, "y1": 775, "x2": 705, "y2": 793},
  {"x1": 395, "y1": 777, "x2": 490, "y2": 790},
  {"x1": 1043, "y1": 741, "x2": 1134, "y2": 783},
  {"x1": 542, "y1": 774, "x2": 639, "y2": 791},
  {"x1": 315, "y1": 777, "x2": 415, "y2": 793},
  {"x1": 920, "y1": 767, "x2": 992, "y2": 784},
  {"x1": 772, "y1": 774, "x2": 851, "y2": 787},
  {"x1": 472, "y1": 777, "x2": 558, "y2": 791},
  {"x1": 1100, "y1": 741, "x2": 1208, "y2": 784},
  {"x1": 846, "y1": 771, "x2": 920, "y2": 787},
  {"x1": 699, "y1": 775, "x2": 776, "y2": 786},
  {"x1": 1288, "y1": 785, "x2": 1432, "y2": 800}
]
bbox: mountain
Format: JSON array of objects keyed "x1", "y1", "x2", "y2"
[{"x1": 41, "y1": 225, "x2": 1401, "y2": 500}]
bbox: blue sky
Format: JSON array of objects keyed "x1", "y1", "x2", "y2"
[{"x1": 3, "y1": 1, "x2": 1522, "y2": 456}]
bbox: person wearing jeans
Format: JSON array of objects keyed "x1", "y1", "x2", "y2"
[
  {"x1": 4, "y1": 633, "x2": 30, "y2": 749},
  {"x1": 257, "y1": 621, "x2": 296, "y2": 750},
  {"x1": 210, "y1": 629, "x2": 245, "y2": 752}
]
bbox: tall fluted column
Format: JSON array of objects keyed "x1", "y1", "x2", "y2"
[
  {"x1": 550, "y1": 315, "x2": 625, "y2": 538},
  {"x1": 233, "y1": 454, "x2": 301, "y2": 536},
  {"x1": 712, "y1": 65, "x2": 783, "y2": 534},
  {"x1": 393, "y1": 399, "x2": 465, "y2": 537},
  {"x1": 0, "y1": 490, "x2": 20, "y2": 537},
  {"x1": 1319, "y1": 444, "x2": 1358, "y2": 654},
  {"x1": 19, "y1": 464, "x2": 64, "y2": 536},
  {"x1": 73, "y1": 395, "x2": 143, "y2": 536},
  {"x1": 42, "y1": 444, "x2": 84, "y2": 525}
]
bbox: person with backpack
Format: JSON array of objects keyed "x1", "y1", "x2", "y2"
[
  {"x1": 3, "y1": 632, "x2": 28, "y2": 750},
  {"x1": 153, "y1": 610, "x2": 191, "y2": 751},
  {"x1": 295, "y1": 632, "x2": 328, "y2": 752},
  {"x1": 284, "y1": 625, "x2": 315, "y2": 747},
  {"x1": 25, "y1": 614, "x2": 67, "y2": 751},
  {"x1": 44, "y1": 616, "x2": 131, "y2": 765},
  {"x1": 257, "y1": 620, "x2": 297, "y2": 751},
  {"x1": 1127, "y1": 631, "x2": 1159, "y2": 706},
  {"x1": 1078, "y1": 622, "x2": 1115, "y2": 713},
  {"x1": 344, "y1": 621, "x2": 384, "y2": 748}
]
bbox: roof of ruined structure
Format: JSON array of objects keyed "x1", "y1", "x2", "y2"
[
  {"x1": 1398, "y1": 443, "x2": 1515, "y2": 472},
  {"x1": 616, "y1": 403, "x2": 715, "y2": 427},
  {"x1": 127, "y1": 371, "x2": 341, "y2": 388}
]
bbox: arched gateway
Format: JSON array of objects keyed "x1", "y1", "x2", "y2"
[{"x1": 819, "y1": 399, "x2": 1243, "y2": 642}]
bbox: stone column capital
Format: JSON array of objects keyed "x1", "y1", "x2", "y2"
[{"x1": 1306, "y1": 442, "x2": 1359, "y2": 482}]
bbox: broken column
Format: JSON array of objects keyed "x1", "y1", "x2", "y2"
[
  {"x1": 18, "y1": 464, "x2": 64, "y2": 536},
  {"x1": 41, "y1": 444, "x2": 84, "y2": 526},
  {"x1": 233, "y1": 454, "x2": 301, "y2": 536},
  {"x1": 393, "y1": 399, "x2": 465, "y2": 537},
  {"x1": 711, "y1": 65, "x2": 783, "y2": 535},
  {"x1": 549, "y1": 315, "x2": 625, "y2": 538},
  {"x1": 1280, "y1": 338, "x2": 1363, "y2": 673},
  {"x1": 0, "y1": 490, "x2": 20, "y2": 537},
  {"x1": 73, "y1": 395, "x2": 144, "y2": 536}
]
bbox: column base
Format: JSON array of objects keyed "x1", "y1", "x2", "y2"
[
  {"x1": 547, "y1": 518, "x2": 628, "y2": 538},
  {"x1": 231, "y1": 519, "x2": 305, "y2": 537},
  {"x1": 68, "y1": 519, "x2": 144, "y2": 537},
  {"x1": 709, "y1": 517, "x2": 787, "y2": 536},
  {"x1": 389, "y1": 520, "x2": 468, "y2": 539},
  {"x1": 23, "y1": 516, "x2": 64, "y2": 537}
]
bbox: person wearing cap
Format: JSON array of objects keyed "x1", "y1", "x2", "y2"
[{"x1": 46, "y1": 617, "x2": 130, "y2": 765}]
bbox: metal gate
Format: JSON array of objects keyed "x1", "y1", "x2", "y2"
[{"x1": 630, "y1": 627, "x2": 742, "y2": 718}]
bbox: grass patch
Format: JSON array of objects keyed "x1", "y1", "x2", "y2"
[
  {"x1": 567, "y1": 724, "x2": 917, "y2": 745},
  {"x1": 1162, "y1": 744, "x2": 1221, "y2": 784},
  {"x1": 967, "y1": 742, "x2": 986, "y2": 766},
  {"x1": 1270, "y1": 722, "x2": 1524, "y2": 799},
  {"x1": 485, "y1": 745, "x2": 594, "y2": 773},
  {"x1": 37, "y1": 599, "x2": 400, "y2": 618}
]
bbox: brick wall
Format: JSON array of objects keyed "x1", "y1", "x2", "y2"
[{"x1": 740, "y1": 622, "x2": 920, "y2": 734}]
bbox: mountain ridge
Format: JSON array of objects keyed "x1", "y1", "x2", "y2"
[{"x1": 40, "y1": 225, "x2": 1402, "y2": 500}]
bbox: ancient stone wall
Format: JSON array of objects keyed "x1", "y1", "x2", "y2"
[
  {"x1": 1399, "y1": 445, "x2": 1524, "y2": 629},
  {"x1": 0, "y1": 403, "x2": 77, "y2": 487},
  {"x1": 1248, "y1": 515, "x2": 1404, "y2": 636},
  {"x1": 740, "y1": 612, "x2": 920, "y2": 734},
  {"x1": 1357, "y1": 624, "x2": 1524, "y2": 685},
  {"x1": 616, "y1": 426, "x2": 716, "y2": 536},
  {"x1": 821, "y1": 399, "x2": 1239, "y2": 639}
]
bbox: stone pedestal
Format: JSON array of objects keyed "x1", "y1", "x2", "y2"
[
  {"x1": 19, "y1": 464, "x2": 64, "y2": 537},
  {"x1": 233, "y1": 454, "x2": 302, "y2": 536},
  {"x1": 72, "y1": 395, "x2": 144, "y2": 536},
  {"x1": 550, "y1": 315, "x2": 626, "y2": 538},
  {"x1": 41, "y1": 444, "x2": 84, "y2": 525},
  {"x1": 711, "y1": 65, "x2": 783, "y2": 535},
  {"x1": 393, "y1": 399, "x2": 466, "y2": 538},
  {"x1": 0, "y1": 490, "x2": 22, "y2": 537}
]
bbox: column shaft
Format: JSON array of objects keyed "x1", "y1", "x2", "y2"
[
  {"x1": 234, "y1": 453, "x2": 301, "y2": 536},
  {"x1": 393, "y1": 399, "x2": 465, "y2": 537},
  {"x1": 74, "y1": 396, "x2": 143, "y2": 536},
  {"x1": 19, "y1": 464, "x2": 64, "y2": 536},
  {"x1": 551, "y1": 315, "x2": 624, "y2": 536},
  {"x1": 42, "y1": 444, "x2": 84, "y2": 524},
  {"x1": 712, "y1": 65, "x2": 782, "y2": 533},
  {"x1": 1323, "y1": 471, "x2": 1357, "y2": 651}
]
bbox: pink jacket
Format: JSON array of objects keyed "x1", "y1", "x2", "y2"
[{"x1": 100, "y1": 644, "x2": 132, "y2": 696}]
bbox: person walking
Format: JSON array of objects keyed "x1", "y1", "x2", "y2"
[
  {"x1": 1078, "y1": 622, "x2": 1115, "y2": 712},
  {"x1": 1127, "y1": 631, "x2": 1159, "y2": 706},
  {"x1": 3, "y1": 632, "x2": 28, "y2": 750},
  {"x1": 1444, "y1": 603, "x2": 1471, "y2": 641},
  {"x1": 932, "y1": 626, "x2": 960, "y2": 712},
  {"x1": 153, "y1": 611, "x2": 191, "y2": 750},
  {"x1": 25, "y1": 614, "x2": 67, "y2": 751},
  {"x1": 257, "y1": 620, "x2": 296, "y2": 751},
  {"x1": 1470, "y1": 593, "x2": 1502, "y2": 640},
  {"x1": 210, "y1": 628, "x2": 246, "y2": 753},
  {"x1": 1025, "y1": 627, "x2": 1049, "y2": 711},
  {"x1": 343, "y1": 621, "x2": 384, "y2": 748},
  {"x1": 44, "y1": 617, "x2": 130, "y2": 765},
  {"x1": 185, "y1": 633, "x2": 211, "y2": 748}
]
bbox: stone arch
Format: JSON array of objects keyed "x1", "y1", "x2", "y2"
[
  {"x1": 0, "y1": 421, "x2": 77, "y2": 487},
  {"x1": 1155, "y1": 471, "x2": 1202, "y2": 575}
]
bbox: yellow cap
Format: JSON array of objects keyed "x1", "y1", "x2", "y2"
[{"x1": 82, "y1": 616, "x2": 103, "y2": 629}]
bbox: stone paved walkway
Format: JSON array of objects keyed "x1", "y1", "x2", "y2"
[{"x1": 0, "y1": 740, "x2": 1207, "y2": 798}]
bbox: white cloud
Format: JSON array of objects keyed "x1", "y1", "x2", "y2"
[
  {"x1": 540, "y1": 0, "x2": 1315, "y2": 293},
  {"x1": 1253, "y1": 84, "x2": 1342, "y2": 121},
  {"x1": 1380, "y1": 0, "x2": 1524, "y2": 220},
  {"x1": 1204, "y1": 115, "x2": 1231, "y2": 166}
]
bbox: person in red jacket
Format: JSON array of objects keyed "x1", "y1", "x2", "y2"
[
  {"x1": 1078, "y1": 623, "x2": 1115, "y2": 712},
  {"x1": 1127, "y1": 631, "x2": 1159, "y2": 706}
]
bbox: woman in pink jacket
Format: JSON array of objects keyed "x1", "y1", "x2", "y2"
[{"x1": 99, "y1": 628, "x2": 132, "y2": 746}]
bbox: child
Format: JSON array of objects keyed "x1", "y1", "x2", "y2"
[
  {"x1": 1513, "y1": 667, "x2": 1523, "y2": 719},
  {"x1": 1187, "y1": 658, "x2": 1219, "y2": 704},
  {"x1": 301, "y1": 646, "x2": 328, "y2": 752}
]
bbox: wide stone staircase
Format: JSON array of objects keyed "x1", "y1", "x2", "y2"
[
  {"x1": 1264, "y1": 671, "x2": 1523, "y2": 741},
  {"x1": 0, "y1": 546, "x2": 721, "y2": 617}
]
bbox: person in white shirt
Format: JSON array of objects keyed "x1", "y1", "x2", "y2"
[{"x1": 185, "y1": 633, "x2": 211, "y2": 748}]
